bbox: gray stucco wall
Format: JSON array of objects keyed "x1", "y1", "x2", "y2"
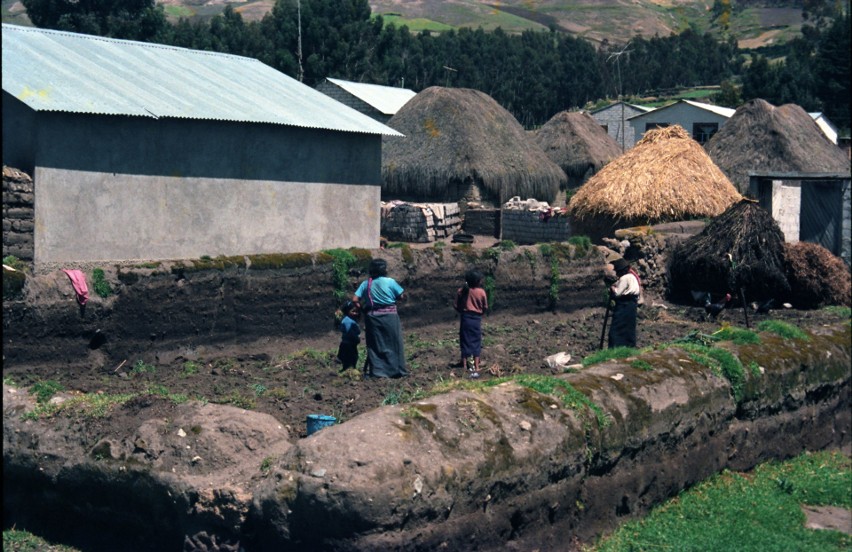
[
  {"x1": 590, "y1": 104, "x2": 645, "y2": 151},
  {"x1": 24, "y1": 111, "x2": 383, "y2": 266},
  {"x1": 628, "y1": 103, "x2": 729, "y2": 146}
]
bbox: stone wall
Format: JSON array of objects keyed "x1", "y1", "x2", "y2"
[
  {"x1": 501, "y1": 209, "x2": 571, "y2": 244},
  {"x1": 380, "y1": 201, "x2": 462, "y2": 242},
  {"x1": 2, "y1": 165, "x2": 34, "y2": 263},
  {"x1": 462, "y1": 208, "x2": 500, "y2": 237}
]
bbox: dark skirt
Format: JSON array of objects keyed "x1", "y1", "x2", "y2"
[
  {"x1": 364, "y1": 312, "x2": 407, "y2": 378},
  {"x1": 337, "y1": 342, "x2": 358, "y2": 369},
  {"x1": 459, "y1": 312, "x2": 483, "y2": 357},
  {"x1": 608, "y1": 296, "x2": 638, "y2": 348}
]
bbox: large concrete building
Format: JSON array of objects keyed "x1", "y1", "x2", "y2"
[{"x1": 2, "y1": 24, "x2": 401, "y2": 268}]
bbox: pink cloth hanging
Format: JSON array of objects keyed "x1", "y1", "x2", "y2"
[{"x1": 62, "y1": 269, "x2": 89, "y2": 306}]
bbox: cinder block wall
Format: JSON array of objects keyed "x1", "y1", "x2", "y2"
[
  {"x1": 501, "y1": 209, "x2": 570, "y2": 244},
  {"x1": 2, "y1": 166, "x2": 34, "y2": 262},
  {"x1": 463, "y1": 209, "x2": 500, "y2": 237}
]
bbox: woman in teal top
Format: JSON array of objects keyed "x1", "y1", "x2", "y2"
[{"x1": 353, "y1": 258, "x2": 407, "y2": 378}]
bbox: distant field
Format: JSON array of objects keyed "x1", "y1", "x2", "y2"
[{"x1": 2, "y1": 0, "x2": 806, "y2": 49}]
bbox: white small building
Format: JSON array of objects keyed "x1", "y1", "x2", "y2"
[
  {"x1": 628, "y1": 100, "x2": 735, "y2": 146},
  {"x1": 316, "y1": 77, "x2": 417, "y2": 124},
  {"x1": 808, "y1": 112, "x2": 839, "y2": 145}
]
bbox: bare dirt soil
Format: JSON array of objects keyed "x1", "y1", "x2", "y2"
[{"x1": 4, "y1": 292, "x2": 845, "y2": 446}]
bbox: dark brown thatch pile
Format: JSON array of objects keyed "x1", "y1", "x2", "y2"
[
  {"x1": 382, "y1": 86, "x2": 566, "y2": 204},
  {"x1": 783, "y1": 242, "x2": 851, "y2": 308},
  {"x1": 668, "y1": 199, "x2": 789, "y2": 302},
  {"x1": 706, "y1": 99, "x2": 851, "y2": 193},
  {"x1": 567, "y1": 125, "x2": 741, "y2": 242},
  {"x1": 531, "y1": 111, "x2": 623, "y2": 188}
]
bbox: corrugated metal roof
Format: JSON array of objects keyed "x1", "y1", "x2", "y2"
[
  {"x1": 590, "y1": 101, "x2": 655, "y2": 114},
  {"x1": 326, "y1": 77, "x2": 416, "y2": 115},
  {"x1": 1, "y1": 24, "x2": 402, "y2": 136},
  {"x1": 627, "y1": 99, "x2": 735, "y2": 120}
]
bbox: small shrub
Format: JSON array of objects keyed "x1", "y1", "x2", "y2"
[
  {"x1": 499, "y1": 240, "x2": 517, "y2": 250},
  {"x1": 182, "y1": 361, "x2": 200, "y2": 377},
  {"x1": 131, "y1": 359, "x2": 157, "y2": 374},
  {"x1": 252, "y1": 383, "x2": 268, "y2": 397},
  {"x1": 91, "y1": 268, "x2": 112, "y2": 298},
  {"x1": 631, "y1": 359, "x2": 653, "y2": 371},
  {"x1": 3, "y1": 255, "x2": 28, "y2": 271},
  {"x1": 483, "y1": 275, "x2": 496, "y2": 310}
]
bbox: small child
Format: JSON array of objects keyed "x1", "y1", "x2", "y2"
[
  {"x1": 453, "y1": 269, "x2": 488, "y2": 378},
  {"x1": 337, "y1": 301, "x2": 361, "y2": 372}
]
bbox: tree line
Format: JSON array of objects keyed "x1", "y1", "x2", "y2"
[{"x1": 20, "y1": 0, "x2": 850, "y2": 130}]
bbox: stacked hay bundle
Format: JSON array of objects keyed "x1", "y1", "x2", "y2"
[
  {"x1": 382, "y1": 87, "x2": 566, "y2": 206},
  {"x1": 531, "y1": 111, "x2": 622, "y2": 189},
  {"x1": 668, "y1": 199, "x2": 789, "y2": 303},
  {"x1": 783, "y1": 242, "x2": 851, "y2": 308},
  {"x1": 706, "y1": 99, "x2": 851, "y2": 193},
  {"x1": 380, "y1": 201, "x2": 462, "y2": 243},
  {"x1": 567, "y1": 125, "x2": 741, "y2": 243}
]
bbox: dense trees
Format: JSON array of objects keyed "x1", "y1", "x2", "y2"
[{"x1": 17, "y1": 0, "x2": 850, "y2": 131}]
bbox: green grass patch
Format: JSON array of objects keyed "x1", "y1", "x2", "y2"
[
  {"x1": 514, "y1": 374, "x2": 610, "y2": 428},
  {"x1": 131, "y1": 359, "x2": 157, "y2": 375},
  {"x1": 822, "y1": 306, "x2": 851, "y2": 318},
  {"x1": 713, "y1": 325, "x2": 761, "y2": 345},
  {"x1": 582, "y1": 347, "x2": 640, "y2": 367},
  {"x1": 30, "y1": 379, "x2": 64, "y2": 403},
  {"x1": 567, "y1": 235, "x2": 592, "y2": 257},
  {"x1": 3, "y1": 529, "x2": 81, "y2": 551},
  {"x1": 631, "y1": 359, "x2": 654, "y2": 371},
  {"x1": 3, "y1": 255, "x2": 28, "y2": 271},
  {"x1": 181, "y1": 361, "x2": 200, "y2": 377},
  {"x1": 22, "y1": 392, "x2": 136, "y2": 420},
  {"x1": 322, "y1": 248, "x2": 358, "y2": 302},
  {"x1": 247, "y1": 252, "x2": 310, "y2": 270},
  {"x1": 757, "y1": 320, "x2": 810, "y2": 341},
  {"x1": 674, "y1": 342, "x2": 747, "y2": 401},
  {"x1": 594, "y1": 450, "x2": 851, "y2": 551},
  {"x1": 377, "y1": 14, "x2": 455, "y2": 33},
  {"x1": 483, "y1": 275, "x2": 496, "y2": 309},
  {"x1": 498, "y1": 240, "x2": 517, "y2": 251}
]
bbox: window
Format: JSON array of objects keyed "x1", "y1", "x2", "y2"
[{"x1": 693, "y1": 122, "x2": 719, "y2": 144}]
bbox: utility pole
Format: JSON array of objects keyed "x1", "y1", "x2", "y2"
[
  {"x1": 607, "y1": 42, "x2": 632, "y2": 152},
  {"x1": 297, "y1": 0, "x2": 304, "y2": 82}
]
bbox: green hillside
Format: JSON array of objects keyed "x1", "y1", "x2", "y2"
[{"x1": 2, "y1": 0, "x2": 806, "y2": 49}]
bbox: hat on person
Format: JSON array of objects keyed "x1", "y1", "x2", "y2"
[{"x1": 612, "y1": 258, "x2": 630, "y2": 273}]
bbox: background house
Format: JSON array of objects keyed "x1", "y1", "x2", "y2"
[
  {"x1": 628, "y1": 99, "x2": 735, "y2": 146},
  {"x1": 316, "y1": 77, "x2": 416, "y2": 124},
  {"x1": 2, "y1": 24, "x2": 400, "y2": 268},
  {"x1": 590, "y1": 101, "x2": 654, "y2": 151}
]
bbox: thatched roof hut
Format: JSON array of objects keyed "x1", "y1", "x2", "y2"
[
  {"x1": 706, "y1": 99, "x2": 851, "y2": 193},
  {"x1": 567, "y1": 125, "x2": 741, "y2": 242},
  {"x1": 668, "y1": 199, "x2": 789, "y2": 302},
  {"x1": 382, "y1": 87, "x2": 566, "y2": 205},
  {"x1": 532, "y1": 111, "x2": 623, "y2": 189}
]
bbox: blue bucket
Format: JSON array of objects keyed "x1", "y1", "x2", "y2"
[{"x1": 306, "y1": 414, "x2": 337, "y2": 436}]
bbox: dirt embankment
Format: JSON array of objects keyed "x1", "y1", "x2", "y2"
[{"x1": 3, "y1": 241, "x2": 851, "y2": 551}]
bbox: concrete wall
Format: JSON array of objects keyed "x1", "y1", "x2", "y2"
[
  {"x1": 629, "y1": 103, "x2": 729, "y2": 145},
  {"x1": 770, "y1": 180, "x2": 802, "y2": 242},
  {"x1": 590, "y1": 104, "x2": 645, "y2": 151},
  {"x1": 19, "y1": 110, "x2": 383, "y2": 267}
]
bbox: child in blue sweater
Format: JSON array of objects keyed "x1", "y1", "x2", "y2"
[{"x1": 337, "y1": 301, "x2": 361, "y2": 372}]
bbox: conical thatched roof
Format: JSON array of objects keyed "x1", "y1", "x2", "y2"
[
  {"x1": 567, "y1": 125, "x2": 741, "y2": 241},
  {"x1": 668, "y1": 199, "x2": 789, "y2": 302},
  {"x1": 706, "y1": 99, "x2": 851, "y2": 193},
  {"x1": 382, "y1": 87, "x2": 566, "y2": 204},
  {"x1": 532, "y1": 111, "x2": 623, "y2": 188}
]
